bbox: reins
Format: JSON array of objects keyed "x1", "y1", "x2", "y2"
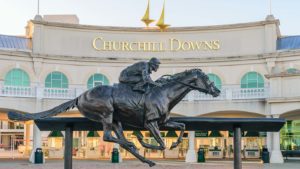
[{"x1": 160, "y1": 74, "x2": 210, "y2": 94}]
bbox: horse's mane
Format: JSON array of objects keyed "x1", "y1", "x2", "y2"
[{"x1": 155, "y1": 69, "x2": 208, "y2": 85}]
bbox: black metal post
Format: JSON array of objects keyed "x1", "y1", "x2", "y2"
[
  {"x1": 64, "y1": 126, "x2": 73, "y2": 169},
  {"x1": 233, "y1": 126, "x2": 242, "y2": 169}
]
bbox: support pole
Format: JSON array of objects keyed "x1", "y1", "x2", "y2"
[
  {"x1": 233, "y1": 126, "x2": 242, "y2": 169},
  {"x1": 185, "y1": 131, "x2": 197, "y2": 162},
  {"x1": 65, "y1": 126, "x2": 73, "y2": 169}
]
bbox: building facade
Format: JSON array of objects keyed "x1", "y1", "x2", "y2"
[{"x1": 0, "y1": 15, "x2": 299, "y2": 163}]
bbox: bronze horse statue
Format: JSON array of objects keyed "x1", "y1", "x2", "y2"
[{"x1": 8, "y1": 69, "x2": 220, "y2": 167}]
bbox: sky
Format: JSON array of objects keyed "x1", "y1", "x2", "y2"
[{"x1": 0, "y1": 0, "x2": 300, "y2": 36}]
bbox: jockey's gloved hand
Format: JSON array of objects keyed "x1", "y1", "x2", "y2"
[{"x1": 151, "y1": 81, "x2": 162, "y2": 87}]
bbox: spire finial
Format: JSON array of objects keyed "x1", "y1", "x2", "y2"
[
  {"x1": 37, "y1": 0, "x2": 40, "y2": 15},
  {"x1": 34, "y1": 0, "x2": 43, "y2": 21},
  {"x1": 156, "y1": 0, "x2": 170, "y2": 31},
  {"x1": 141, "y1": 0, "x2": 155, "y2": 27},
  {"x1": 269, "y1": 0, "x2": 272, "y2": 15}
]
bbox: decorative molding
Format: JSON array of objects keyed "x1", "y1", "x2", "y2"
[{"x1": 31, "y1": 19, "x2": 280, "y2": 32}]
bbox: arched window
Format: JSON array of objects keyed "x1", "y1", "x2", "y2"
[
  {"x1": 45, "y1": 71, "x2": 68, "y2": 88},
  {"x1": 4, "y1": 68, "x2": 30, "y2": 86},
  {"x1": 87, "y1": 73, "x2": 109, "y2": 89},
  {"x1": 241, "y1": 72, "x2": 264, "y2": 88},
  {"x1": 287, "y1": 68, "x2": 298, "y2": 74},
  {"x1": 207, "y1": 73, "x2": 222, "y2": 89}
]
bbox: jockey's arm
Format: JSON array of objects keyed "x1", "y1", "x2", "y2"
[{"x1": 142, "y1": 69, "x2": 161, "y2": 87}]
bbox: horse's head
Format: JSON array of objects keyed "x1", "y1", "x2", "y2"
[{"x1": 190, "y1": 69, "x2": 220, "y2": 97}]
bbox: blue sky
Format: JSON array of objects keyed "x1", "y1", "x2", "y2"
[{"x1": 0, "y1": 0, "x2": 300, "y2": 36}]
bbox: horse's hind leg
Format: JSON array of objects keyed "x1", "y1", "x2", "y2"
[
  {"x1": 100, "y1": 113, "x2": 122, "y2": 144},
  {"x1": 119, "y1": 140, "x2": 156, "y2": 167},
  {"x1": 102, "y1": 122, "x2": 128, "y2": 146},
  {"x1": 144, "y1": 121, "x2": 166, "y2": 150},
  {"x1": 112, "y1": 121, "x2": 137, "y2": 149},
  {"x1": 111, "y1": 124, "x2": 155, "y2": 167}
]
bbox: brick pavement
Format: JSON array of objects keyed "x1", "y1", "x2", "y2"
[
  {"x1": 0, "y1": 159, "x2": 265, "y2": 169},
  {"x1": 0, "y1": 159, "x2": 299, "y2": 169},
  {"x1": 0, "y1": 159, "x2": 300, "y2": 169}
]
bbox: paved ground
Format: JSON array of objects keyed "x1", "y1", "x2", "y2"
[
  {"x1": 263, "y1": 159, "x2": 300, "y2": 169},
  {"x1": 0, "y1": 159, "x2": 299, "y2": 169}
]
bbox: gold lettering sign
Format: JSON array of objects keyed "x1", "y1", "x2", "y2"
[{"x1": 92, "y1": 36, "x2": 220, "y2": 52}]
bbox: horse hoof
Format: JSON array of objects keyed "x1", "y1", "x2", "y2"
[
  {"x1": 148, "y1": 161, "x2": 156, "y2": 167},
  {"x1": 170, "y1": 143, "x2": 177, "y2": 150}
]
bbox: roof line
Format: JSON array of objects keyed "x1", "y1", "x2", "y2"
[{"x1": 31, "y1": 19, "x2": 280, "y2": 32}]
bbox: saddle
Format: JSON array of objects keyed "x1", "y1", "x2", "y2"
[{"x1": 112, "y1": 83, "x2": 145, "y2": 111}]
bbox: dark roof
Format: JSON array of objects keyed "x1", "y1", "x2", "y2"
[
  {"x1": 0, "y1": 34, "x2": 31, "y2": 50},
  {"x1": 35, "y1": 117, "x2": 285, "y2": 132},
  {"x1": 277, "y1": 36, "x2": 300, "y2": 50}
]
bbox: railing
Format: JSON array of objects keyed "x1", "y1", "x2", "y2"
[
  {"x1": 43, "y1": 88, "x2": 76, "y2": 99},
  {"x1": 231, "y1": 88, "x2": 268, "y2": 100},
  {"x1": 183, "y1": 86, "x2": 269, "y2": 101},
  {"x1": 0, "y1": 86, "x2": 36, "y2": 97},
  {"x1": 183, "y1": 89, "x2": 227, "y2": 101},
  {"x1": 0, "y1": 85, "x2": 76, "y2": 99},
  {"x1": 0, "y1": 85, "x2": 269, "y2": 101}
]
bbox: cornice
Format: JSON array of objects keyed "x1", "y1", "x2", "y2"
[
  {"x1": 0, "y1": 49, "x2": 31, "y2": 57},
  {"x1": 267, "y1": 97, "x2": 300, "y2": 103},
  {"x1": 265, "y1": 72, "x2": 300, "y2": 79},
  {"x1": 31, "y1": 19, "x2": 280, "y2": 33}
]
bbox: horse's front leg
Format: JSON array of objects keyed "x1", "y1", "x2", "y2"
[
  {"x1": 112, "y1": 121, "x2": 137, "y2": 150},
  {"x1": 162, "y1": 121, "x2": 185, "y2": 149},
  {"x1": 144, "y1": 121, "x2": 166, "y2": 150}
]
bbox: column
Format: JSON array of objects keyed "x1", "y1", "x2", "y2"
[
  {"x1": 270, "y1": 115, "x2": 284, "y2": 163},
  {"x1": 185, "y1": 131, "x2": 196, "y2": 162},
  {"x1": 65, "y1": 126, "x2": 73, "y2": 169},
  {"x1": 29, "y1": 96, "x2": 44, "y2": 163},
  {"x1": 29, "y1": 124, "x2": 43, "y2": 163},
  {"x1": 24, "y1": 122, "x2": 31, "y2": 156},
  {"x1": 233, "y1": 127, "x2": 242, "y2": 169},
  {"x1": 266, "y1": 116, "x2": 272, "y2": 152}
]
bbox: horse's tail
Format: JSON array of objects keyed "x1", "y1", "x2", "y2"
[{"x1": 8, "y1": 98, "x2": 78, "y2": 121}]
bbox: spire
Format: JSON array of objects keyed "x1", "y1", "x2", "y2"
[
  {"x1": 34, "y1": 0, "x2": 42, "y2": 21},
  {"x1": 156, "y1": 0, "x2": 170, "y2": 31},
  {"x1": 141, "y1": 0, "x2": 155, "y2": 27},
  {"x1": 269, "y1": 0, "x2": 272, "y2": 15}
]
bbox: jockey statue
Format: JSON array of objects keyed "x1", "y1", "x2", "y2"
[{"x1": 119, "y1": 57, "x2": 161, "y2": 93}]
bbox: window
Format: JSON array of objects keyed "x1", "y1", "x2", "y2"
[
  {"x1": 87, "y1": 73, "x2": 109, "y2": 89},
  {"x1": 241, "y1": 72, "x2": 264, "y2": 88},
  {"x1": 207, "y1": 73, "x2": 222, "y2": 89},
  {"x1": 4, "y1": 68, "x2": 30, "y2": 86},
  {"x1": 280, "y1": 120, "x2": 300, "y2": 150},
  {"x1": 287, "y1": 68, "x2": 299, "y2": 74},
  {"x1": 45, "y1": 71, "x2": 68, "y2": 88}
]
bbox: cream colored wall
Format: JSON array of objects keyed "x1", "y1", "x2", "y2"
[
  {"x1": 0, "y1": 97, "x2": 37, "y2": 113},
  {"x1": 0, "y1": 48, "x2": 298, "y2": 117},
  {"x1": 1, "y1": 18, "x2": 299, "y2": 117},
  {"x1": 172, "y1": 100, "x2": 267, "y2": 116},
  {"x1": 32, "y1": 20, "x2": 278, "y2": 60},
  {"x1": 0, "y1": 52, "x2": 271, "y2": 88}
]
